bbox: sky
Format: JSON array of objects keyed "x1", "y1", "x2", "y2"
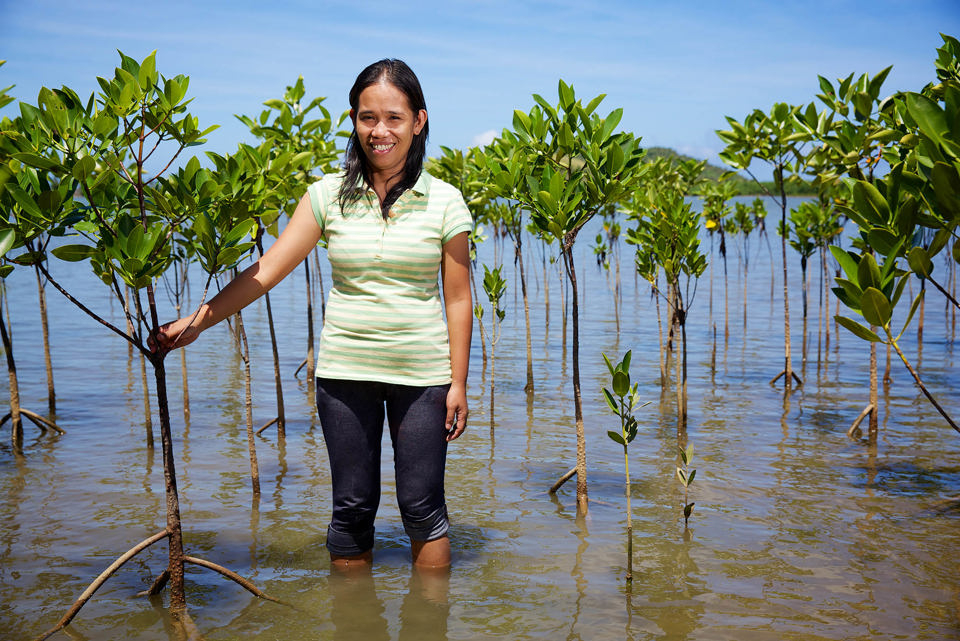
[{"x1": 2, "y1": 0, "x2": 959, "y2": 179}]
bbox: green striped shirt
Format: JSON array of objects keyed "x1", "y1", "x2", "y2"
[{"x1": 307, "y1": 171, "x2": 473, "y2": 386}]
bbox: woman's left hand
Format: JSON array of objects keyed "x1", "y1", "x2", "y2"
[{"x1": 445, "y1": 382, "x2": 468, "y2": 441}]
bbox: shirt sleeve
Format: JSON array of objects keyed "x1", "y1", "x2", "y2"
[
  {"x1": 307, "y1": 178, "x2": 328, "y2": 231},
  {"x1": 440, "y1": 189, "x2": 474, "y2": 244}
]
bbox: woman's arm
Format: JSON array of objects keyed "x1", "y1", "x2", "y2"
[
  {"x1": 441, "y1": 231, "x2": 472, "y2": 441},
  {"x1": 152, "y1": 191, "x2": 322, "y2": 352}
]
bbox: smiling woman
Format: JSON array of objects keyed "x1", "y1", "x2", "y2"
[{"x1": 154, "y1": 58, "x2": 473, "y2": 573}]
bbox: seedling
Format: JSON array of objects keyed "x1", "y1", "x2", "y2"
[{"x1": 602, "y1": 350, "x2": 649, "y2": 582}]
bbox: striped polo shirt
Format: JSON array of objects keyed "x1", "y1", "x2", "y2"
[{"x1": 307, "y1": 171, "x2": 473, "y2": 386}]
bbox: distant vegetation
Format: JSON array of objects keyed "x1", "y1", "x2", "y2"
[{"x1": 643, "y1": 146, "x2": 817, "y2": 195}]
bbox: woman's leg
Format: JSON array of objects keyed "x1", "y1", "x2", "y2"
[
  {"x1": 386, "y1": 384, "x2": 451, "y2": 567},
  {"x1": 316, "y1": 378, "x2": 386, "y2": 565}
]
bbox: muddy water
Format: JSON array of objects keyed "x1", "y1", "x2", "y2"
[{"x1": 1, "y1": 197, "x2": 958, "y2": 640}]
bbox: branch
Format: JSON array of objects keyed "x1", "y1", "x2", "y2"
[
  {"x1": 925, "y1": 275, "x2": 960, "y2": 311},
  {"x1": 890, "y1": 340, "x2": 959, "y2": 433},
  {"x1": 33, "y1": 253, "x2": 144, "y2": 355},
  {"x1": 147, "y1": 142, "x2": 188, "y2": 185}
]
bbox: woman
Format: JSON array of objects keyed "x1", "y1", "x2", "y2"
[{"x1": 153, "y1": 59, "x2": 473, "y2": 570}]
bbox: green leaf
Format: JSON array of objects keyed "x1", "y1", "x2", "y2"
[
  {"x1": 607, "y1": 430, "x2": 626, "y2": 446},
  {"x1": 72, "y1": 156, "x2": 96, "y2": 182},
  {"x1": 860, "y1": 287, "x2": 891, "y2": 327},
  {"x1": 0, "y1": 229, "x2": 15, "y2": 257},
  {"x1": 866, "y1": 228, "x2": 899, "y2": 257},
  {"x1": 51, "y1": 244, "x2": 95, "y2": 262},
  {"x1": 612, "y1": 370, "x2": 630, "y2": 397},
  {"x1": 602, "y1": 352, "x2": 615, "y2": 376},
  {"x1": 686, "y1": 469, "x2": 697, "y2": 485},
  {"x1": 602, "y1": 388, "x2": 618, "y2": 415},
  {"x1": 830, "y1": 245, "x2": 858, "y2": 280},
  {"x1": 906, "y1": 92, "x2": 948, "y2": 147},
  {"x1": 12, "y1": 152, "x2": 59, "y2": 172},
  {"x1": 683, "y1": 503, "x2": 694, "y2": 519},
  {"x1": 907, "y1": 247, "x2": 934, "y2": 278},
  {"x1": 852, "y1": 180, "x2": 890, "y2": 224},
  {"x1": 7, "y1": 183, "x2": 42, "y2": 218},
  {"x1": 835, "y1": 315, "x2": 883, "y2": 342},
  {"x1": 856, "y1": 252, "x2": 882, "y2": 290}
]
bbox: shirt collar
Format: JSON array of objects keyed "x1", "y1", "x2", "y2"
[{"x1": 359, "y1": 171, "x2": 430, "y2": 197}]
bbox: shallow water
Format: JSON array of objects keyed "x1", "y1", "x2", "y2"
[{"x1": 2, "y1": 197, "x2": 959, "y2": 640}]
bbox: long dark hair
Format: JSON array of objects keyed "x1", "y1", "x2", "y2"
[{"x1": 338, "y1": 59, "x2": 429, "y2": 219}]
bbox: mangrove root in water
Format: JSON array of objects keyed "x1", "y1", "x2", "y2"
[
  {"x1": 1, "y1": 408, "x2": 64, "y2": 434},
  {"x1": 769, "y1": 369, "x2": 803, "y2": 387},
  {"x1": 549, "y1": 466, "x2": 578, "y2": 494},
  {"x1": 183, "y1": 556, "x2": 287, "y2": 605},
  {"x1": 34, "y1": 529, "x2": 170, "y2": 641},
  {"x1": 847, "y1": 404, "x2": 875, "y2": 439},
  {"x1": 256, "y1": 417, "x2": 279, "y2": 436}
]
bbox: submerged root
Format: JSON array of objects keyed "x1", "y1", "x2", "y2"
[
  {"x1": 34, "y1": 530, "x2": 170, "y2": 641},
  {"x1": 847, "y1": 404, "x2": 874, "y2": 440},
  {"x1": 183, "y1": 556, "x2": 289, "y2": 606},
  {"x1": 549, "y1": 466, "x2": 577, "y2": 495},
  {"x1": 769, "y1": 369, "x2": 803, "y2": 387},
  {"x1": 1, "y1": 408, "x2": 64, "y2": 434},
  {"x1": 21, "y1": 409, "x2": 65, "y2": 434},
  {"x1": 294, "y1": 358, "x2": 307, "y2": 378},
  {"x1": 256, "y1": 417, "x2": 279, "y2": 436}
]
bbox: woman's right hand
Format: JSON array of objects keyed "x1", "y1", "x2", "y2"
[{"x1": 150, "y1": 313, "x2": 203, "y2": 354}]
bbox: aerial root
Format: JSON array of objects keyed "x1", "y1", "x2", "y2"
[
  {"x1": 139, "y1": 569, "x2": 170, "y2": 597},
  {"x1": 256, "y1": 418, "x2": 279, "y2": 436},
  {"x1": 847, "y1": 404, "x2": 874, "y2": 439},
  {"x1": 294, "y1": 358, "x2": 307, "y2": 377},
  {"x1": 549, "y1": 466, "x2": 577, "y2": 494},
  {"x1": 1, "y1": 409, "x2": 64, "y2": 434},
  {"x1": 34, "y1": 529, "x2": 170, "y2": 641},
  {"x1": 21, "y1": 409, "x2": 65, "y2": 434},
  {"x1": 769, "y1": 369, "x2": 803, "y2": 387},
  {"x1": 183, "y1": 556, "x2": 290, "y2": 606}
]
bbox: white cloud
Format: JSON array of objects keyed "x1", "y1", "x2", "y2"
[{"x1": 471, "y1": 129, "x2": 498, "y2": 147}]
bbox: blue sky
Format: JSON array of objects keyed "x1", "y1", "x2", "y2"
[{"x1": 2, "y1": 0, "x2": 958, "y2": 178}]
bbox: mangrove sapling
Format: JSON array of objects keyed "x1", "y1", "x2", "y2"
[
  {"x1": 475, "y1": 137, "x2": 537, "y2": 393},
  {"x1": 626, "y1": 195, "x2": 707, "y2": 430},
  {"x1": 236, "y1": 76, "x2": 342, "y2": 400},
  {"x1": 832, "y1": 244, "x2": 959, "y2": 433},
  {"x1": 10, "y1": 52, "x2": 282, "y2": 634},
  {"x1": 699, "y1": 178, "x2": 736, "y2": 341},
  {"x1": 676, "y1": 443, "x2": 696, "y2": 531},
  {"x1": 718, "y1": 103, "x2": 811, "y2": 389},
  {"x1": 482, "y1": 263, "x2": 507, "y2": 426},
  {"x1": 0, "y1": 169, "x2": 69, "y2": 444},
  {"x1": 602, "y1": 350, "x2": 649, "y2": 583},
  {"x1": 497, "y1": 81, "x2": 647, "y2": 513}
]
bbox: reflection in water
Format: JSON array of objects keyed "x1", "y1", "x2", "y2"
[{"x1": 327, "y1": 567, "x2": 450, "y2": 641}]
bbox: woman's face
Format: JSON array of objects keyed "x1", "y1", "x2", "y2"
[{"x1": 352, "y1": 81, "x2": 427, "y2": 180}]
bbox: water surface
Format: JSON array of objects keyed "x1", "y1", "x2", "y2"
[{"x1": 1, "y1": 198, "x2": 958, "y2": 640}]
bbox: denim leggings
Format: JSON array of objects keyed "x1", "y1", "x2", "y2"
[{"x1": 316, "y1": 378, "x2": 451, "y2": 556}]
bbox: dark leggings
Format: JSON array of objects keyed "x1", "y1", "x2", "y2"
[{"x1": 316, "y1": 378, "x2": 450, "y2": 556}]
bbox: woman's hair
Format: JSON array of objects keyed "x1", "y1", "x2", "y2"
[{"x1": 338, "y1": 59, "x2": 429, "y2": 219}]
